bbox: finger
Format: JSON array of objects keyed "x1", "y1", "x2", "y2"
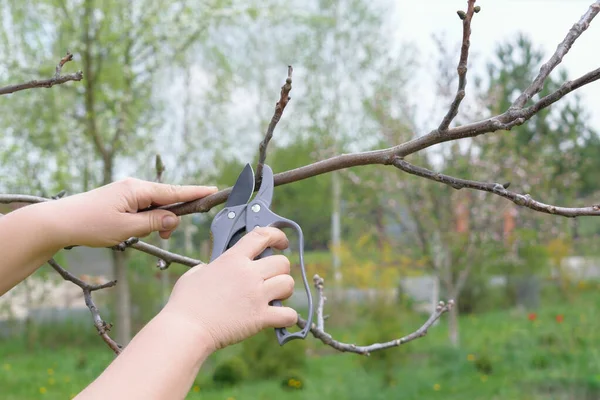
[
  {"x1": 263, "y1": 306, "x2": 298, "y2": 329},
  {"x1": 263, "y1": 274, "x2": 295, "y2": 302},
  {"x1": 135, "y1": 181, "x2": 218, "y2": 208},
  {"x1": 253, "y1": 255, "x2": 291, "y2": 280},
  {"x1": 159, "y1": 230, "x2": 173, "y2": 240},
  {"x1": 126, "y1": 210, "x2": 181, "y2": 238},
  {"x1": 227, "y1": 227, "x2": 289, "y2": 260}
]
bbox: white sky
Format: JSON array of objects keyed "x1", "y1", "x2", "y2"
[{"x1": 393, "y1": 0, "x2": 600, "y2": 130}]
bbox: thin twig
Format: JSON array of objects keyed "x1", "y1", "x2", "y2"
[
  {"x1": 314, "y1": 275, "x2": 326, "y2": 331},
  {"x1": 114, "y1": 238, "x2": 203, "y2": 267},
  {"x1": 393, "y1": 158, "x2": 600, "y2": 218},
  {"x1": 438, "y1": 0, "x2": 477, "y2": 132},
  {"x1": 47, "y1": 259, "x2": 121, "y2": 354},
  {"x1": 296, "y1": 275, "x2": 453, "y2": 355},
  {"x1": 256, "y1": 66, "x2": 293, "y2": 181},
  {"x1": 511, "y1": 0, "x2": 600, "y2": 108},
  {"x1": 0, "y1": 52, "x2": 83, "y2": 96}
]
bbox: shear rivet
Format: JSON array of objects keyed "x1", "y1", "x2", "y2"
[
  {"x1": 227, "y1": 211, "x2": 236, "y2": 219},
  {"x1": 251, "y1": 204, "x2": 261, "y2": 213}
]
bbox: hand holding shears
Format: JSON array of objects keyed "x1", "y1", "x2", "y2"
[{"x1": 209, "y1": 163, "x2": 314, "y2": 345}]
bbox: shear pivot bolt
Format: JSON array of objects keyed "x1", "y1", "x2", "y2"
[
  {"x1": 251, "y1": 204, "x2": 261, "y2": 213},
  {"x1": 227, "y1": 211, "x2": 236, "y2": 219}
]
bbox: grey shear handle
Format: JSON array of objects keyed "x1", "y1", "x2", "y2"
[{"x1": 249, "y1": 200, "x2": 314, "y2": 346}]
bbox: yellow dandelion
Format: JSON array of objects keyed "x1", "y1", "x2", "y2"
[
  {"x1": 481, "y1": 375, "x2": 488, "y2": 382},
  {"x1": 39, "y1": 387, "x2": 47, "y2": 394},
  {"x1": 433, "y1": 383, "x2": 441, "y2": 391},
  {"x1": 48, "y1": 378, "x2": 55, "y2": 385},
  {"x1": 192, "y1": 385, "x2": 200, "y2": 393},
  {"x1": 70, "y1": 394, "x2": 76, "y2": 399},
  {"x1": 467, "y1": 354, "x2": 475, "y2": 362},
  {"x1": 2, "y1": 363, "x2": 10, "y2": 371},
  {"x1": 64, "y1": 376, "x2": 71, "y2": 383},
  {"x1": 226, "y1": 397, "x2": 236, "y2": 400},
  {"x1": 47, "y1": 368, "x2": 54, "y2": 375},
  {"x1": 288, "y1": 378, "x2": 296, "y2": 386}
]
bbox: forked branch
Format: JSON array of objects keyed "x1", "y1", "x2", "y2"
[
  {"x1": 0, "y1": 52, "x2": 83, "y2": 96},
  {"x1": 47, "y1": 259, "x2": 121, "y2": 354},
  {"x1": 297, "y1": 275, "x2": 453, "y2": 355}
]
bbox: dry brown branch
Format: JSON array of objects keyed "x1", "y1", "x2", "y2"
[
  {"x1": 511, "y1": 1, "x2": 600, "y2": 109},
  {"x1": 47, "y1": 259, "x2": 121, "y2": 354},
  {"x1": 162, "y1": 63, "x2": 600, "y2": 217},
  {"x1": 296, "y1": 275, "x2": 453, "y2": 355},
  {"x1": 114, "y1": 238, "x2": 204, "y2": 267},
  {"x1": 438, "y1": 0, "x2": 477, "y2": 132},
  {"x1": 256, "y1": 65, "x2": 294, "y2": 181},
  {"x1": 0, "y1": 52, "x2": 83, "y2": 96},
  {"x1": 393, "y1": 158, "x2": 600, "y2": 217},
  {"x1": 314, "y1": 274, "x2": 326, "y2": 331}
]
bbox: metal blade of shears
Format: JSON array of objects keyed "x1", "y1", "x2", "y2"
[
  {"x1": 255, "y1": 164, "x2": 274, "y2": 207},
  {"x1": 226, "y1": 163, "x2": 255, "y2": 207}
]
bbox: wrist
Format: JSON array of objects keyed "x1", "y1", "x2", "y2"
[
  {"x1": 158, "y1": 304, "x2": 217, "y2": 358},
  {"x1": 20, "y1": 200, "x2": 71, "y2": 251},
  {"x1": 30, "y1": 200, "x2": 76, "y2": 251}
]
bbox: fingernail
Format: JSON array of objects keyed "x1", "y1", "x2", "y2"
[
  {"x1": 162, "y1": 216, "x2": 178, "y2": 230},
  {"x1": 207, "y1": 186, "x2": 218, "y2": 191}
]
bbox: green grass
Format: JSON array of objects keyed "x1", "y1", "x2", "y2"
[{"x1": 2, "y1": 285, "x2": 600, "y2": 399}]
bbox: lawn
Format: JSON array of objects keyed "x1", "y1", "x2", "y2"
[{"x1": 1, "y1": 284, "x2": 599, "y2": 399}]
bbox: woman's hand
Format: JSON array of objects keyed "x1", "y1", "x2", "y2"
[
  {"x1": 45, "y1": 177, "x2": 217, "y2": 248},
  {"x1": 76, "y1": 227, "x2": 298, "y2": 400},
  {"x1": 163, "y1": 226, "x2": 298, "y2": 351}
]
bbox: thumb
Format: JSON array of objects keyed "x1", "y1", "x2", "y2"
[{"x1": 126, "y1": 210, "x2": 180, "y2": 238}]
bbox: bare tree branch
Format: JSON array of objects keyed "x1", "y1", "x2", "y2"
[
  {"x1": 0, "y1": 52, "x2": 83, "y2": 96},
  {"x1": 256, "y1": 66, "x2": 293, "y2": 181},
  {"x1": 112, "y1": 238, "x2": 203, "y2": 267},
  {"x1": 393, "y1": 158, "x2": 600, "y2": 218},
  {"x1": 314, "y1": 274, "x2": 326, "y2": 331},
  {"x1": 438, "y1": 0, "x2": 477, "y2": 132},
  {"x1": 47, "y1": 259, "x2": 121, "y2": 354},
  {"x1": 162, "y1": 64, "x2": 600, "y2": 217},
  {"x1": 296, "y1": 274, "x2": 453, "y2": 355},
  {"x1": 511, "y1": 0, "x2": 600, "y2": 109}
]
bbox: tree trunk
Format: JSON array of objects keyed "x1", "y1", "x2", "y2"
[
  {"x1": 112, "y1": 251, "x2": 132, "y2": 345},
  {"x1": 448, "y1": 304, "x2": 459, "y2": 347}
]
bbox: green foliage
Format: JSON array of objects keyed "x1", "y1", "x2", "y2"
[
  {"x1": 280, "y1": 370, "x2": 305, "y2": 391},
  {"x1": 212, "y1": 357, "x2": 249, "y2": 386},
  {"x1": 3, "y1": 289, "x2": 600, "y2": 399},
  {"x1": 474, "y1": 354, "x2": 493, "y2": 375},
  {"x1": 238, "y1": 328, "x2": 307, "y2": 380}
]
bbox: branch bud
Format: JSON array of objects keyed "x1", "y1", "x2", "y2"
[{"x1": 457, "y1": 10, "x2": 467, "y2": 20}]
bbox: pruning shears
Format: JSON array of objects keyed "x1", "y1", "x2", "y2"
[{"x1": 209, "y1": 163, "x2": 314, "y2": 345}]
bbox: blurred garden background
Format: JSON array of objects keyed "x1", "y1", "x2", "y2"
[{"x1": 1, "y1": 0, "x2": 600, "y2": 399}]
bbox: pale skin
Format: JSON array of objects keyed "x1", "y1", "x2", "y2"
[{"x1": 0, "y1": 178, "x2": 298, "y2": 399}]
